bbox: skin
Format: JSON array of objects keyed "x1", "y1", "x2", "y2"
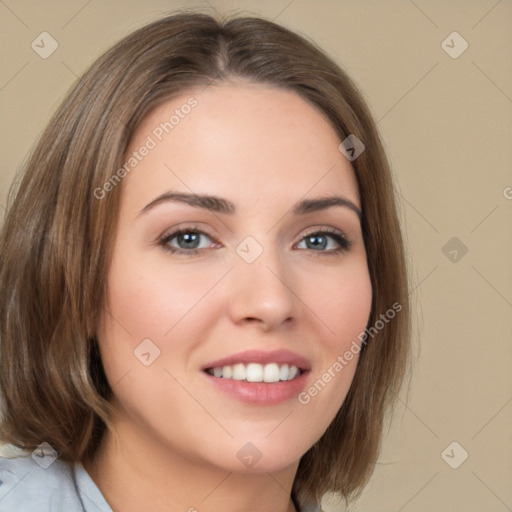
[{"x1": 84, "y1": 83, "x2": 372, "y2": 512}]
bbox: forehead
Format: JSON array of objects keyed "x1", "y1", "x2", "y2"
[{"x1": 123, "y1": 83, "x2": 360, "y2": 212}]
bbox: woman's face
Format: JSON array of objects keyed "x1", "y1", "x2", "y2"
[{"x1": 96, "y1": 83, "x2": 372, "y2": 474}]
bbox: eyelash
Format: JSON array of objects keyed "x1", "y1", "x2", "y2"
[{"x1": 157, "y1": 225, "x2": 352, "y2": 257}]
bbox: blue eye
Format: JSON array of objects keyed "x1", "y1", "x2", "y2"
[
  {"x1": 158, "y1": 226, "x2": 351, "y2": 255},
  {"x1": 296, "y1": 229, "x2": 351, "y2": 253},
  {"x1": 159, "y1": 228, "x2": 215, "y2": 254}
]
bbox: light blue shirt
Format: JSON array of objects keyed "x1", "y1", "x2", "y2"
[
  {"x1": 0, "y1": 449, "x2": 111, "y2": 512},
  {"x1": 0, "y1": 445, "x2": 321, "y2": 511}
]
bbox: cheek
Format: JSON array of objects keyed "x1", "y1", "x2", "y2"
[
  {"x1": 105, "y1": 251, "x2": 224, "y2": 338},
  {"x1": 97, "y1": 251, "x2": 231, "y2": 391},
  {"x1": 305, "y1": 260, "x2": 373, "y2": 347},
  {"x1": 294, "y1": 262, "x2": 372, "y2": 420}
]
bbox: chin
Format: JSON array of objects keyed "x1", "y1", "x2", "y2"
[{"x1": 200, "y1": 436, "x2": 309, "y2": 475}]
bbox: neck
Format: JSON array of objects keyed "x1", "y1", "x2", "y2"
[{"x1": 83, "y1": 418, "x2": 300, "y2": 512}]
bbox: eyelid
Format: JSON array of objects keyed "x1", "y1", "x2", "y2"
[
  {"x1": 158, "y1": 224, "x2": 218, "y2": 250},
  {"x1": 300, "y1": 225, "x2": 349, "y2": 241}
]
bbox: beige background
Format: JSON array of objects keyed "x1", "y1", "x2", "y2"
[{"x1": 1, "y1": 1, "x2": 511, "y2": 510}]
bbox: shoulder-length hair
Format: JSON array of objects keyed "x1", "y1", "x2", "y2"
[{"x1": 0, "y1": 11, "x2": 410, "y2": 507}]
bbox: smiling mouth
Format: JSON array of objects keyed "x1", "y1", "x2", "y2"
[{"x1": 204, "y1": 362, "x2": 304, "y2": 383}]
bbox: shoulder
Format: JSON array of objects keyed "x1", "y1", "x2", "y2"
[{"x1": 0, "y1": 443, "x2": 108, "y2": 512}]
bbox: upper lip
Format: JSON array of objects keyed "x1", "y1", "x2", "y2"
[{"x1": 201, "y1": 349, "x2": 311, "y2": 371}]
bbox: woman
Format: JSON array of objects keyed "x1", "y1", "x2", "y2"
[{"x1": 0, "y1": 11, "x2": 410, "y2": 512}]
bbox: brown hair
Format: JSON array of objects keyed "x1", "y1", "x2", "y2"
[{"x1": 0, "y1": 10, "x2": 410, "y2": 507}]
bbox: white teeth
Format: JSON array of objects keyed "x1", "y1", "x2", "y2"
[
  {"x1": 232, "y1": 363, "x2": 246, "y2": 380},
  {"x1": 222, "y1": 365, "x2": 232, "y2": 379},
  {"x1": 246, "y1": 363, "x2": 263, "y2": 382},
  {"x1": 206, "y1": 362, "x2": 302, "y2": 382},
  {"x1": 263, "y1": 363, "x2": 280, "y2": 383},
  {"x1": 288, "y1": 365, "x2": 298, "y2": 380}
]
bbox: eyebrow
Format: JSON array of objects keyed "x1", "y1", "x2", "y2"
[{"x1": 139, "y1": 192, "x2": 362, "y2": 220}]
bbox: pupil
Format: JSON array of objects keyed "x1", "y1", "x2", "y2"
[
  {"x1": 179, "y1": 233, "x2": 200, "y2": 249},
  {"x1": 308, "y1": 235, "x2": 326, "y2": 250}
]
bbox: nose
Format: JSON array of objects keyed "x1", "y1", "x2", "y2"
[{"x1": 227, "y1": 243, "x2": 298, "y2": 331}]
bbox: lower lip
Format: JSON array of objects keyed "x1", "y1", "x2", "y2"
[{"x1": 203, "y1": 371, "x2": 310, "y2": 405}]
